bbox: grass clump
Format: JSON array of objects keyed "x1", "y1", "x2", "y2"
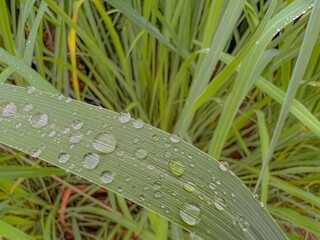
[{"x1": 0, "y1": 0, "x2": 319, "y2": 239}]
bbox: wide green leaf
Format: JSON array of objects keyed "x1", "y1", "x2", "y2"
[{"x1": 0, "y1": 83, "x2": 287, "y2": 239}]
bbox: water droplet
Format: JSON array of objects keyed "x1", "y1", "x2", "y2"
[
  {"x1": 23, "y1": 103, "x2": 33, "y2": 112},
  {"x1": 92, "y1": 132, "x2": 116, "y2": 153},
  {"x1": 169, "y1": 133, "x2": 180, "y2": 143},
  {"x1": 153, "y1": 181, "x2": 162, "y2": 190},
  {"x1": 179, "y1": 203, "x2": 201, "y2": 226},
  {"x1": 65, "y1": 97, "x2": 73, "y2": 104},
  {"x1": 208, "y1": 182, "x2": 216, "y2": 190},
  {"x1": 219, "y1": 161, "x2": 229, "y2": 171},
  {"x1": 26, "y1": 86, "x2": 36, "y2": 94},
  {"x1": 29, "y1": 113, "x2": 48, "y2": 128},
  {"x1": 58, "y1": 153, "x2": 70, "y2": 163},
  {"x1": 30, "y1": 148, "x2": 42, "y2": 157},
  {"x1": 214, "y1": 197, "x2": 226, "y2": 211},
  {"x1": 184, "y1": 181, "x2": 196, "y2": 192},
  {"x1": 173, "y1": 146, "x2": 179, "y2": 152},
  {"x1": 61, "y1": 127, "x2": 70, "y2": 134},
  {"x1": 69, "y1": 132, "x2": 83, "y2": 143},
  {"x1": 118, "y1": 111, "x2": 131, "y2": 123},
  {"x1": 133, "y1": 137, "x2": 140, "y2": 144},
  {"x1": 100, "y1": 171, "x2": 114, "y2": 184},
  {"x1": 72, "y1": 119, "x2": 83, "y2": 130},
  {"x1": 82, "y1": 153, "x2": 99, "y2": 169},
  {"x1": 135, "y1": 148, "x2": 148, "y2": 159},
  {"x1": 152, "y1": 134, "x2": 159, "y2": 142},
  {"x1": 15, "y1": 123, "x2": 22, "y2": 128},
  {"x1": 139, "y1": 194, "x2": 145, "y2": 201},
  {"x1": 133, "y1": 119, "x2": 144, "y2": 129},
  {"x1": 0, "y1": 102, "x2": 17, "y2": 116},
  {"x1": 154, "y1": 191, "x2": 162, "y2": 198},
  {"x1": 168, "y1": 158, "x2": 186, "y2": 176},
  {"x1": 48, "y1": 130, "x2": 56, "y2": 137},
  {"x1": 215, "y1": 179, "x2": 222, "y2": 185}
]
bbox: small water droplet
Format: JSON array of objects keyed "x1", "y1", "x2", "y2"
[
  {"x1": 0, "y1": 102, "x2": 17, "y2": 116},
  {"x1": 72, "y1": 119, "x2": 83, "y2": 130},
  {"x1": 23, "y1": 103, "x2": 33, "y2": 112},
  {"x1": 173, "y1": 146, "x2": 179, "y2": 152},
  {"x1": 118, "y1": 111, "x2": 131, "y2": 123},
  {"x1": 168, "y1": 158, "x2": 186, "y2": 177},
  {"x1": 61, "y1": 127, "x2": 70, "y2": 134},
  {"x1": 58, "y1": 153, "x2": 70, "y2": 163},
  {"x1": 133, "y1": 137, "x2": 140, "y2": 144},
  {"x1": 219, "y1": 161, "x2": 229, "y2": 171},
  {"x1": 214, "y1": 197, "x2": 226, "y2": 211},
  {"x1": 82, "y1": 153, "x2": 99, "y2": 169},
  {"x1": 152, "y1": 134, "x2": 159, "y2": 142},
  {"x1": 139, "y1": 194, "x2": 145, "y2": 201},
  {"x1": 15, "y1": 122, "x2": 22, "y2": 128},
  {"x1": 135, "y1": 148, "x2": 148, "y2": 159},
  {"x1": 154, "y1": 191, "x2": 161, "y2": 198},
  {"x1": 133, "y1": 119, "x2": 144, "y2": 129},
  {"x1": 69, "y1": 132, "x2": 83, "y2": 143},
  {"x1": 169, "y1": 133, "x2": 180, "y2": 143},
  {"x1": 100, "y1": 171, "x2": 114, "y2": 184},
  {"x1": 26, "y1": 86, "x2": 36, "y2": 94},
  {"x1": 208, "y1": 182, "x2": 216, "y2": 190},
  {"x1": 184, "y1": 181, "x2": 196, "y2": 192},
  {"x1": 29, "y1": 113, "x2": 48, "y2": 128},
  {"x1": 65, "y1": 97, "x2": 73, "y2": 104},
  {"x1": 30, "y1": 148, "x2": 42, "y2": 158},
  {"x1": 48, "y1": 130, "x2": 56, "y2": 137},
  {"x1": 179, "y1": 203, "x2": 201, "y2": 226},
  {"x1": 92, "y1": 132, "x2": 116, "y2": 153}
]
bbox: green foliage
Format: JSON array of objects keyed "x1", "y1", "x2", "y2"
[{"x1": 0, "y1": 0, "x2": 319, "y2": 239}]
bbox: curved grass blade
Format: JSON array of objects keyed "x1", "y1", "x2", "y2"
[
  {"x1": 0, "y1": 219, "x2": 35, "y2": 240},
  {"x1": 0, "y1": 83, "x2": 287, "y2": 239}
]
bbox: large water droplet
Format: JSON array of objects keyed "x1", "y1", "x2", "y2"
[
  {"x1": 29, "y1": 113, "x2": 48, "y2": 128},
  {"x1": 92, "y1": 132, "x2": 116, "y2": 153},
  {"x1": 179, "y1": 203, "x2": 202, "y2": 226},
  {"x1": 23, "y1": 103, "x2": 33, "y2": 112},
  {"x1": 58, "y1": 153, "x2": 70, "y2": 163},
  {"x1": 118, "y1": 111, "x2": 131, "y2": 123},
  {"x1": 219, "y1": 161, "x2": 229, "y2": 171},
  {"x1": 72, "y1": 119, "x2": 83, "y2": 130},
  {"x1": 100, "y1": 171, "x2": 114, "y2": 184},
  {"x1": 214, "y1": 197, "x2": 226, "y2": 211},
  {"x1": 169, "y1": 133, "x2": 180, "y2": 143},
  {"x1": 26, "y1": 86, "x2": 36, "y2": 94},
  {"x1": 69, "y1": 132, "x2": 83, "y2": 143},
  {"x1": 135, "y1": 148, "x2": 148, "y2": 159},
  {"x1": 0, "y1": 102, "x2": 17, "y2": 116},
  {"x1": 133, "y1": 119, "x2": 144, "y2": 129},
  {"x1": 168, "y1": 158, "x2": 186, "y2": 177},
  {"x1": 30, "y1": 148, "x2": 42, "y2": 158},
  {"x1": 82, "y1": 153, "x2": 99, "y2": 169}
]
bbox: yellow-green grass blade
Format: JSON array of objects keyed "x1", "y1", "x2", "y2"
[
  {"x1": 0, "y1": 166, "x2": 65, "y2": 178},
  {"x1": 0, "y1": 219, "x2": 35, "y2": 240},
  {"x1": 0, "y1": 83, "x2": 287, "y2": 239}
]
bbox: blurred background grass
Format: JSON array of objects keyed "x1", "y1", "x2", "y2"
[{"x1": 0, "y1": 0, "x2": 319, "y2": 239}]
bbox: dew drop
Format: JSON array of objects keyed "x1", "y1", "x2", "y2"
[
  {"x1": 208, "y1": 182, "x2": 216, "y2": 190},
  {"x1": 65, "y1": 97, "x2": 73, "y2": 104},
  {"x1": 135, "y1": 148, "x2": 148, "y2": 159},
  {"x1": 154, "y1": 191, "x2": 162, "y2": 198},
  {"x1": 168, "y1": 158, "x2": 186, "y2": 177},
  {"x1": 219, "y1": 161, "x2": 229, "y2": 171},
  {"x1": 169, "y1": 133, "x2": 180, "y2": 143},
  {"x1": 118, "y1": 111, "x2": 131, "y2": 123},
  {"x1": 69, "y1": 132, "x2": 83, "y2": 143},
  {"x1": 139, "y1": 194, "x2": 145, "y2": 201},
  {"x1": 184, "y1": 181, "x2": 196, "y2": 192},
  {"x1": 61, "y1": 127, "x2": 70, "y2": 134},
  {"x1": 29, "y1": 113, "x2": 48, "y2": 128},
  {"x1": 23, "y1": 103, "x2": 33, "y2": 112},
  {"x1": 0, "y1": 102, "x2": 17, "y2": 117},
  {"x1": 15, "y1": 123, "x2": 22, "y2": 128},
  {"x1": 152, "y1": 134, "x2": 159, "y2": 142},
  {"x1": 26, "y1": 86, "x2": 36, "y2": 94},
  {"x1": 179, "y1": 203, "x2": 201, "y2": 226},
  {"x1": 82, "y1": 153, "x2": 99, "y2": 169},
  {"x1": 48, "y1": 130, "x2": 56, "y2": 137},
  {"x1": 133, "y1": 119, "x2": 144, "y2": 129},
  {"x1": 30, "y1": 148, "x2": 42, "y2": 158},
  {"x1": 58, "y1": 153, "x2": 70, "y2": 163},
  {"x1": 100, "y1": 171, "x2": 114, "y2": 184},
  {"x1": 92, "y1": 132, "x2": 116, "y2": 153},
  {"x1": 72, "y1": 119, "x2": 83, "y2": 130},
  {"x1": 214, "y1": 197, "x2": 226, "y2": 211}
]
